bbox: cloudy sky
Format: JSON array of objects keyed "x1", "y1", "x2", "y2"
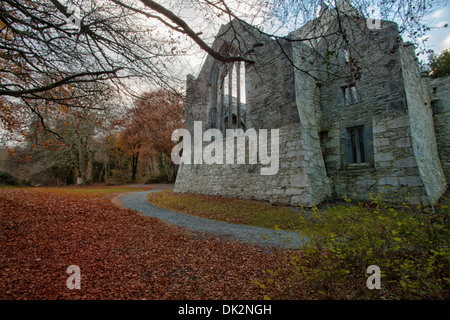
[
  {"x1": 417, "y1": 3, "x2": 450, "y2": 57},
  {"x1": 183, "y1": 1, "x2": 450, "y2": 76}
]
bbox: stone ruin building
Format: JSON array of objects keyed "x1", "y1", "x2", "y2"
[{"x1": 174, "y1": 1, "x2": 449, "y2": 207}]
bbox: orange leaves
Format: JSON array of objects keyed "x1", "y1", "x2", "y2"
[
  {"x1": 0, "y1": 82, "x2": 80, "y2": 146},
  {"x1": 0, "y1": 97, "x2": 27, "y2": 134},
  {"x1": 118, "y1": 89, "x2": 185, "y2": 158},
  {"x1": 107, "y1": 89, "x2": 185, "y2": 176},
  {"x1": 7, "y1": 148, "x2": 15, "y2": 157},
  {"x1": 5, "y1": 148, "x2": 28, "y2": 162},
  {"x1": 0, "y1": 188, "x2": 288, "y2": 300}
]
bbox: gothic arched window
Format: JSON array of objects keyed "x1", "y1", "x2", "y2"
[{"x1": 210, "y1": 43, "x2": 247, "y2": 136}]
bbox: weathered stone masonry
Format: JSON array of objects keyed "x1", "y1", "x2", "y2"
[
  {"x1": 174, "y1": 3, "x2": 448, "y2": 207},
  {"x1": 428, "y1": 76, "x2": 450, "y2": 183}
]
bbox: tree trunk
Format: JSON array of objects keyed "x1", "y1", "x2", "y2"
[
  {"x1": 103, "y1": 160, "x2": 108, "y2": 184},
  {"x1": 148, "y1": 157, "x2": 155, "y2": 175},
  {"x1": 131, "y1": 151, "x2": 139, "y2": 181}
]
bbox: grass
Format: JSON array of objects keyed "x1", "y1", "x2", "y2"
[
  {"x1": 147, "y1": 189, "x2": 305, "y2": 230},
  {"x1": 0, "y1": 184, "x2": 153, "y2": 199},
  {"x1": 31, "y1": 185, "x2": 151, "y2": 198},
  {"x1": 0, "y1": 184, "x2": 23, "y2": 189},
  {"x1": 260, "y1": 192, "x2": 450, "y2": 299},
  {"x1": 147, "y1": 188, "x2": 449, "y2": 299}
]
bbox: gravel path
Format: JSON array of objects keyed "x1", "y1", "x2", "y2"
[{"x1": 121, "y1": 190, "x2": 307, "y2": 249}]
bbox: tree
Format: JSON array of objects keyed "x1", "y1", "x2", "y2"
[
  {"x1": 429, "y1": 48, "x2": 450, "y2": 78},
  {"x1": 1, "y1": 0, "x2": 440, "y2": 98},
  {"x1": 113, "y1": 89, "x2": 184, "y2": 182},
  {"x1": 5, "y1": 84, "x2": 116, "y2": 186},
  {"x1": 100, "y1": 131, "x2": 135, "y2": 184},
  {"x1": 134, "y1": 89, "x2": 184, "y2": 181},
  {"x1": 0, "y1": 0, "x2": 253, "y2": 100},
  {"x1": 1, "y1": 0, "x2": 442, "y2": 143}
]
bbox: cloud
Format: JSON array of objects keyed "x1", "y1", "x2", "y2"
[
  {"x1": 418, "y1": 5, "x2": 450, "y2": 55},
  {"x1": 441, "y1": 34, "x2": 450, "y2": 51},
  {"x1": 431, "y1": 8, "x2": 447, "y2": 19}
]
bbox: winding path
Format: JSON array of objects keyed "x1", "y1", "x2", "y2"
[{"x1": 120, "y1": 189, "x2": 307, "y2": 249}]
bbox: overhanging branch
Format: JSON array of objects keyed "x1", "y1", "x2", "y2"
[
  {"x1": 0, "y1": 69, "x2": 123, "y2": 97},
  {"x1": 138, "y1": 0, "x2": 255, "y2": 64}
]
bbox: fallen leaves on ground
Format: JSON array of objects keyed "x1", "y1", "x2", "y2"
[
  {"x1": 147, "y1": 190, "x2": 303, "y2": 230},
  {"x1": 0, "y1": 188, "x2": 304, "y2": 300}
]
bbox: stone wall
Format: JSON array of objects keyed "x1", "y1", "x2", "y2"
[
  {"x1": 325, "y1": 112, "x2": 429, "y2": 204},
  {"x1": 245, "y1": 37, "x2": 299, "y2": 130},
  {"x1": 314, "y1": 19, "x2": 430, "y2": 203},
  {"x1": 175, "y1": 15, "x2": 448, "y2": 207},
  {"x1": 174, "y1": 123, "x2": 314, "y2": 206},
  {"x1": 427, "y1": 76, "x2": 450, "y2": 182},
  {"x1": 292, "y1": 41, "x2": 332, "y2": 204},
  {"x1": 399, "y1": 44, "x2": 447, "y2": 204},
  {"x1": 184, "y1": 20, "x2": 300, "y2": 132},
  {"x1": 176, "y1": 20, "x2": 319, "y2": 206}
]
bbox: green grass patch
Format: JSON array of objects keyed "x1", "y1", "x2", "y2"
[
  {"x1": 147, "y1": 189, "x2": 303, "y2": 230},
  {"x1": 0, "y1": 184, "x2": 25, "y2": 189},
  {"x1": 37, "y1": 186, "x2": 148, "y2": 198}
]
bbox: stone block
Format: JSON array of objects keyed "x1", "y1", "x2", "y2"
[
  {"x1": 286, "y1": 188, "x2": 303, "y2": 195},
  {"x1": 395, "y1": 138, "x2": 412, "y2": 148},
  {"x1": 372, "y1": 124, "x2": 386, "y2": 134},
  {"x1": 291, "y1": 194, "x2": 311, "y2": 206},
  {"x1": 393, "y1": 156, "x2": 417, "y2": 168},
  {"x1": 290, "y1": 174, "x2": 308, "y2": 188},
  {"x1": 374, "y1": 152, "x2": 394, "y2": 162},
  {"x1": 373, "y1": 138, "x2": 390, "y2": 147},
  {"x1": 378, "y1": 177, "x2": 399, "y2": 186},
  {"x1": 387, "y1": 115, "x2": 409, "y2": 129},
  {"x1": 399, "y1": 176, "x2": 423, "y2": 187},
  {"x1": 286, "y1": 150, "x2": 303, "y2": 157},
  {"x1": 272, "y1": 189, "x2": 286, "y2": 195},
  {"x1": 356, "y1": 179, "x2": 377, "y2": 186},
  {"x1": 291, "y1": 159, "x2": 303, "y2": 168},
  {"x1": 378, "y1": 161, "x2": 392, "y2": 167}
]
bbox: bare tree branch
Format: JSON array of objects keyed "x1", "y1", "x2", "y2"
[
  {"x1": 0, "y1": 69, "x2": 123, "y2": 97},
  {"x1": 137, "y1": 0, "x2": 255, "y2": 63}
]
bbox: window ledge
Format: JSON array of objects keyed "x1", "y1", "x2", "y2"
[{"x1": 340, "y1": 163, "x2": 375, "y2": 173}]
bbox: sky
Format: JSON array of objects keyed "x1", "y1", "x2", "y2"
[
  {"x1": 2, "y1": 1, "x2": 449, "y2": 144},
  {"x1": 418, "y1": 4, "x2": 450, "y2": 55},
  {"x1": 181, "y1": 0, "x2": 450, "y2": 79}
]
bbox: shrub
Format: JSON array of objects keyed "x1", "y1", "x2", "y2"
[
  {"x1": 261, "y1": 190, "x2": 450, "y2": 299},
  {"x1": 108, "y1": 169, "x2": 130, "y2": 185},
  {"x1": 145, "y1": 173, "x2": 168, "y2": 184},
  {"x1": 429, "y1": 48, "x2": 450, "y2": 78},
  {"x1": 0, "y1": 171, "x2": 19, "y2": 186}
]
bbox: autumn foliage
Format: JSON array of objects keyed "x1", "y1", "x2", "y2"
[
  {"x1": 111, "y1": 89, "x2": 184, "y2": 182},
  {"x1": 0, "y1": 188, "x2": 299, "y2": 300}
]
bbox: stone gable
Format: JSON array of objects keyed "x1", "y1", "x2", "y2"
[{"x1": 174, "y1": 6, "x2": 448, "y2": 206}]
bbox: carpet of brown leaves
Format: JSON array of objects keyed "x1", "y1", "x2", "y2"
[{"x1": 0, "y1": 188, "x2": 299, "y2": 300}]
